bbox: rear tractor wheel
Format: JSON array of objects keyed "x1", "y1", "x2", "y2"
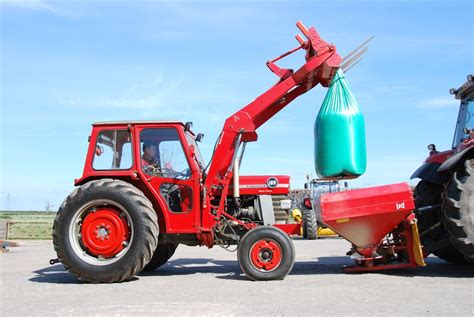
[
  {"x1": 53, "y1": 179, "x2": 159, "y2": 283},
  {"x1": 142, "y1": 243, "x2": 178, "y2": 272},
  {"x1": 237, "y1": 226, "x2": 295, "y2": 281},
  {"x1": 414, "y1": 180, "x2": 469, "y2": 264},
  {"x1": 443, "y1": 159, "x2": 474, "y2": 263}
]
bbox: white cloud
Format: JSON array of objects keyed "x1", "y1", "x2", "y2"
[
  {"x1": 418, "y1": 96, "x2": 458, "y2": 109},
  {"x1": 1, "y1": 0, "x2": 59, "y2": 14}
]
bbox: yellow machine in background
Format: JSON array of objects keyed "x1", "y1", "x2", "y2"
[{"x1": 291, "y1": 208, "x2": 337, "y2": 238}]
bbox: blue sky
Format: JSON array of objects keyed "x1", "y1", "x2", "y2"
[{"x1": 1, "y1": 0, "x2": 473, "y2": 210}]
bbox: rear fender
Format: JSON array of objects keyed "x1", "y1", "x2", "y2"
[
  {"x1": 438, "y1": 146, "x2": 474, "y2": 172},
  {"x1": 410, "y1": 162, "x2": 447, "y2": 185}
]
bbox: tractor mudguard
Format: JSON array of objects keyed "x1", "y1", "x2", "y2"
[
  {"x1": 411, "y1": 162, "x2": 447, "y2": 185},
  {"x1": 438, "y1": 146, "x2": 474, "y2": 172}
]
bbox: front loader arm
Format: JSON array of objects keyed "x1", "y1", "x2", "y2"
[{"x1": 201, "y1": 21, "x2": 342, "y2": 230}]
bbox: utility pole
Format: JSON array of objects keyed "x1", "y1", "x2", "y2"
[{"x1": 6, "y1": 193, "x2": 11, "y2": 211}]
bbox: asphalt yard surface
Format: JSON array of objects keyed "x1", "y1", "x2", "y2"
[{"x1": 1, "y1": 238, "x2": 473, "y2": 316}]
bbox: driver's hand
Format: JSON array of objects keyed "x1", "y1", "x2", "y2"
[{"x1": 144, "y1": 164, "x2": 161, "y2": 175}]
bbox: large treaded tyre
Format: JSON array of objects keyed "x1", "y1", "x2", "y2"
[
  {"x1": 443, "y1": 159, "x2": 474, "y2": 263},
  {"x1": 53, "y1": 179, "x2": 159, "y2": 283},
  {"x1": 302, "y1": 208, "x2": 318, "y2": 240},
  {"x1": 142, "y1": 243, "x2": 178, "y2": 271},
  {"x1": 414, "y1": 180, "x2": 469, "y2": 264},
  {"x1": 237, "y1": 226, "x2": 295, "y2": 281}
]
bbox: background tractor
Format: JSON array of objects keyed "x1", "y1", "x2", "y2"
[
  {"x1": 411, "y1": 74, "x2": 474, "y2": 263},
  {"x1": 300, "y1": 178, "x2": 347, "y2": 239}
]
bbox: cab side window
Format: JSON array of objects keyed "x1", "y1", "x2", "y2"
[{"x1": 93, "y1": 130, "x2": 132, "y2": 170}]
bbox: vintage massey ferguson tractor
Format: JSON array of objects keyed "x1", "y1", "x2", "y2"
[
  {"x1": 411, "y1": 74, "x2": 474, "y2": 264},
  {"x1": 53, "y1": 21, "x2": 343, "y2": 282},
  {"x1": 53, "y1": 22, "x2": 432, "y2": 283}
]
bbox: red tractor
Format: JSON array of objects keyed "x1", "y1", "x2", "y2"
[
  {"x1": 52, "y1": 22, "x2": 343, "y2": 282},
  {"x1": 411, "y1": 74, "x2": 474, "y2": 263}
]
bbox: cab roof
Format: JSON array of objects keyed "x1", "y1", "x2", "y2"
[
  {"x1": 454, "y1": 75, "x2": 474, "y2": 100},
  {"x1": 92, "y1": 120, "x2": 185, "y2": 126}
]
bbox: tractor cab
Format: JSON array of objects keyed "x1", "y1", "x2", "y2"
[
  {"x1": 413, "y1": 75, "x2": 474, "y2": 173},
  {"x1": 451, "y1": 74, "x2": 474, "y2": 149},
  {"x1": 77, "y1": 120, "x2": 205, "y2": 185}
]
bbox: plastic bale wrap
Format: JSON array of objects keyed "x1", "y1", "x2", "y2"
[{"x1": 314, "y1": 69, "x2": 366, "y2": 179}]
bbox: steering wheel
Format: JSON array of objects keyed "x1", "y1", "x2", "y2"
[{"x1": 161, "y1": 168, "x2": 190, "y2": 179}]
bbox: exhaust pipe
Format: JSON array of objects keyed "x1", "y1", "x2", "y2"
[{"x1": 233, "y1": 156, "x2": 240, "y2": 200}]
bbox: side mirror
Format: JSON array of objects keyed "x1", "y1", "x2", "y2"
[
  {"x1": 304, "y1": 183, "x2": 309, "y2": 189},
  {"x1": 427, "y1": 144, "x2": 437, "y2": 152},
  {"x1": 196, "y1": 133, "x2": 204, "y2": 142}
]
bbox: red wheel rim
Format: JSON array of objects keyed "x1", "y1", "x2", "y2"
[
  {"x1": 81, "y1": 207, "x2": 130, "y2": 258},
  {"x1": 249, "y1": 239, "x2": 282, "y2": 272}
]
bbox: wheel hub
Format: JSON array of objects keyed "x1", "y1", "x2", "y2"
[
  {"x1": 250, "y1": 239, "x2": 282, "y2": 271},
  {"x1": 81, "y1": 207, "x2": 130, "y2": 258}
]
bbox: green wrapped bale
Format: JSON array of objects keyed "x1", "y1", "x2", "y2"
[{"x1": 314, "y1": 69, "x2": 366, "y2": 179}]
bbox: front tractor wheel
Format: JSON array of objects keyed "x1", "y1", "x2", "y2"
[
  {"x1": 237, "y1": 226, "x2": 295, "y2": 281},
  {"x1": 53, "y1": 179, "x2": 159, "y2": 283},
  {"x1": 443, "y1": 159, "x2": 474, "y2": 263}
]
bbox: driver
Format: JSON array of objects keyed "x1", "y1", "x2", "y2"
[{"x1": 141, "y1": 142, "x2": 160, "y2": 174}]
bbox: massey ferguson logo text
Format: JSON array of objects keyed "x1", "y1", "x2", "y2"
[{"x1": 266, "y1": 177, "x2": 278, "y2": 188}]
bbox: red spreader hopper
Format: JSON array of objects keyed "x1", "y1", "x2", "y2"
[{"x1": 321, "y1": 183, "x2": 426, "y2": 272}]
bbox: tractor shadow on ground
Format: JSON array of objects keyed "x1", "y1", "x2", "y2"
[
  {"x1": 29, "y1": 264, "x2": 139, "y2": 284},
  {"x1": 144, "y1": 255, "x2": 474, "y2": 281},
  {"x1": 380, "y1": 257, "x2": 474, "y2": 278},
  {"x1": 142, "y1": 256, "x2": 353, "y2": 279},
  {"x1": 29, "y1": 256, "x2": 473, "y2": 284}
]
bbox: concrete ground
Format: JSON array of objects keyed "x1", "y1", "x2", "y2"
[{"x1": 1, "y1": 238, "x2": 473, "y2": 316}]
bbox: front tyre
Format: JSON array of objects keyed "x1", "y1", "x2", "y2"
[
  {"x1": 237, "y1": 226, "x2": 295, "y2": 281},
  {"x1": 53, "y1": 179, "x2": 159, "y2": 283}
]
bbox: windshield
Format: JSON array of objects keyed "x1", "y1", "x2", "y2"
[
  {"x1": 185, "y1": 131, "x2": 206, "y2": 170},
  {"x1": 311, "y1": 181, "x2": 340, "y2": 198},
  {"x1": 452, "y1": 98, "x2": 474, "y2": 148}
]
